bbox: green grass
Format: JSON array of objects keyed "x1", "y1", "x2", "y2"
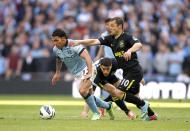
[{"x1": 0, "y1": 95, "x2": 190, "y2": 131}]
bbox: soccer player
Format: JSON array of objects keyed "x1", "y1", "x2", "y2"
[
  {"x1": 69, "y1": 17, "x2": 157, "y2": 121},
  {"x1": 51, "y1": 28, "x2": 114, "y2": 120},
  {"x1": 94, "y1": 18, "x2": 115, "y2": 61},
  {"x1": 95, "y1": 58, "x2": 138, "y2": 120},
  {"x1": 81, "y1": 18, "x2": 135, "y2": 120}
]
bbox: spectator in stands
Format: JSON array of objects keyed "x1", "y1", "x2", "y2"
[
  {"x1": 153, "y1": 44, "x2": 170, "y2": 75},
  {"x1": 0, "y1": 0, "x2": 190, "y2": 82},
  {"x1": 5, "y1": 45, "x2": 23, "y2": 80},
  {"x1": 168, "y1": 45, "x2": 184, "y2": 77},
  {"x1": 138, "y1": 45, "x2": 153, "y2": 75}
]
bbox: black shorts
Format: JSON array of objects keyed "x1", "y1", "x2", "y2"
[
  {"x1": 93, "y1": 75, "x2": 119, "y2": 90},
  {"x1": 117, "y1": 65, "x2": 143, "y2": 95}
]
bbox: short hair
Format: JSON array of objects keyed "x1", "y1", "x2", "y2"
[
  {"x1": 99, "y1": 58, "x2": 112, "y2": 67},
  {"x1": 52, "y1": 28, "x2": 67, "y2": 38},
  {"x1": 105, "y1": 18, "x2": 112, "y2": 23},
  {"x1": 111, "y1": 17, "x2": 124, "y2": 28}
]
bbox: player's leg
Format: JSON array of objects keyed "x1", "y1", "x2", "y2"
[
  {"x1": 80, "y1": 86, "x2": 106, "y2": 118},
  {"x1": 104, "y1": 95, "x2": 135, "y2": 120},
  {"x1": 111, "y1": 80, "x2": 136, "y2": 119},
  {"x1": 113, "y1": 97, "x2": 136, "y2": 120},
  {"x1": 79, "y1": 79, "x2": 100, "y2": 120},
  {"x1": 135, "y1": 92, "x2": 157, "y2": 121},
  {"x1": 102, "y1": 83, "x2": 149, "y2": 120},
  {"x1": 99, "y1": 89, "x2": 110, "y2": 117},
  {"x1": 80, "y1": 103, "x2": 89, "y2": 118},
  {"x1": 115, "y1": 75, "x2": 149, "y2": 120},
  {"x1": 80, "y1": 87, "x2": 94, "y2": 118},
  {"x1": 93, "y1": 95, "x2": 114, "y2": 120},
  {"x1": 140, "y1": 80, "x2": 158, "y2": 120},
  {"x1": 124, "y1": 79, "x2": 156, "y2": 121}
]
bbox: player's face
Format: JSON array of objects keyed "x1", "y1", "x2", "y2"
[
  {"x1": 109, "y1": 20, "x2": 122, "y2": 36},
  {"x1": 52, "y1": 36, "x2": 67, "y2": 49},
  {"x1": 100, "y1": 65, "x2": 112, "y2": 77}
]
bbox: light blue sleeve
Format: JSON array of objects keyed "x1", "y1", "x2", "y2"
[
  {"x1": 72, "y1": 45, "x2": 85, "y2": 54},
  {"x1": 68, "y1": 39, "x2": 85, "y2": 55}
]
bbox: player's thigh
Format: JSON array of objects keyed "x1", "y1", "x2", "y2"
[
  {"x1": 79, "y1": 79, "x2": 92, "y2": 92},
  {"x1": 103, "y1": 83, "x2": 123, "y2": 99},
  {"x1": 118, "y1": 74, "x2": 141, "y2": 93},
  {"x1": 103, "y1": 83, "x2": 118, "y2": 96}
]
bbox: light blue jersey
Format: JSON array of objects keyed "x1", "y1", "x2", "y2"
[
  {"x1": 101, "y1": 32, "x2": 115, "y2": 58},
  {"x1": 53, "y1": 39, "x2": 86, "y2": 77}
]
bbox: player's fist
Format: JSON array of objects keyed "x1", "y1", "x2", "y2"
[
  {"x1": 123, "y1": 50, "x2": 131, "y2": 61},
  {"x1": 127, "y1": 110, "x2": 136, "y2": 120}
]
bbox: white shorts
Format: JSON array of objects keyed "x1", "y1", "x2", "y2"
[
  {"x1": 114, "y1": 69, "x2": 123, "y2": 80},
  {"x1": 74, "y1": 65, "x2": 97, "y2": 88}
]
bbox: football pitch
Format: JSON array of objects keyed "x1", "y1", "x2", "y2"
[{"x1": 0, "y1": 95, "x2": 190, "y2": 131}]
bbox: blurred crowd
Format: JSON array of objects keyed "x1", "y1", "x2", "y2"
[{"x1": 0, "y1": 0, "x2": 190, "y2": 82}]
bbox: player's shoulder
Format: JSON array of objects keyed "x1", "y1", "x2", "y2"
[
  {"x1": 123, "y1": 31, "x2": 132, "y2": 38},
  {"x1": 123, "y1": 31, "x2": 138, "y2": 41},
  {"x1": 101, "y1": 31, "x2": 109, "y2": 37},
  {"x1": 100, "y1": 31, "x2": 112, "y2": 39},
  {"x1": 68, "y1": 39, "x2": 85, "y2": 49}
]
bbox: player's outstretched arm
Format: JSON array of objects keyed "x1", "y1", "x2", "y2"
[
  {"x1": 80, "y1": 49, "x2": 93, "y2": 80},
  {"x1": 70, "y1": 39, "x2": 100, "y2": 46},
  {"x1": 52, "y1": 57, "x2": 62, "y2": 86}
]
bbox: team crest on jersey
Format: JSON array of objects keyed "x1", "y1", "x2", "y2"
[{"x1": 119, "y1": 40, "x2": 125, "y2": 48}]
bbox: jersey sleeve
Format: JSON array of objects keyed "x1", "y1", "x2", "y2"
[
  {"x1": 69, "y1": 41, "x2": 85, "y2": 56},
  {"x1": 73, "y1": 45, "x2": 85, "y2": 55},
  {"x1": 126, "y1": 34, "x2": 140, "y2": 46},
  {"x1": 98, "y1": 35, "x2": 110, "y2": 46}
]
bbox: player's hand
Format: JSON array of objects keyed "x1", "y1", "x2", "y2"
[
  {"x1": 127, "y1": 110, "x2": 136, "y2": 120},
  {"x1": 51, "y1": 73, "x2": 61, "y2": 86},
  {"x1": 123, "y1": 50, "x2": 131, "y2": 61},
  {"x1": 68, "y1": 41, "x2": 78, "y2": 47}
]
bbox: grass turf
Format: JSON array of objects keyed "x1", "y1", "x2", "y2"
[{"x1": 0, "y1": 95, "x2": 190, "y2": 131}]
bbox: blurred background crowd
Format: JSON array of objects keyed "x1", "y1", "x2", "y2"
[{"x1": 0, "y1": 0, "x2": 190, "y2": 83}]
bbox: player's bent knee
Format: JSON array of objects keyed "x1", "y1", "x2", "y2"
[{"x1": 79, "y1": 88, "x2": 88, "y2": 97}]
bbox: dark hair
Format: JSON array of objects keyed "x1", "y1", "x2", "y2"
[
  {"x1": 111, "y1": 17, "x2": 124, "y2": 28},
  {"x1": 52, "y1": 28, "x2": 67, "y2": 38},
  {"x1": 99, "y1": 58, "x2": 112, "y2": 67},
  {"x1": 105, "y1": 18, "x2": 112, "y2": 23}
]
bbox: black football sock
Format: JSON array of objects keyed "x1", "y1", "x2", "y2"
[
  {"x1": 122, "y1": 92, "x2": 145, "y2": 107},
  {"x1": 114, "y1": 99, "x2": 129, "y2": 114},
  {"x1": 104, "y1": 95, "x2": 113, "y2": 102},
  {"x1": 147, "y1": 107, "x2": 154, "y2": 116}
]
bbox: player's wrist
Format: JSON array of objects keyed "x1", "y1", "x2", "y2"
[
  {"x1": 55, "y1": 71, "x2": 61, "y2": 75},
  {"x1": 126, "y1": 49, "x2": 132, "y2": 53}
]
